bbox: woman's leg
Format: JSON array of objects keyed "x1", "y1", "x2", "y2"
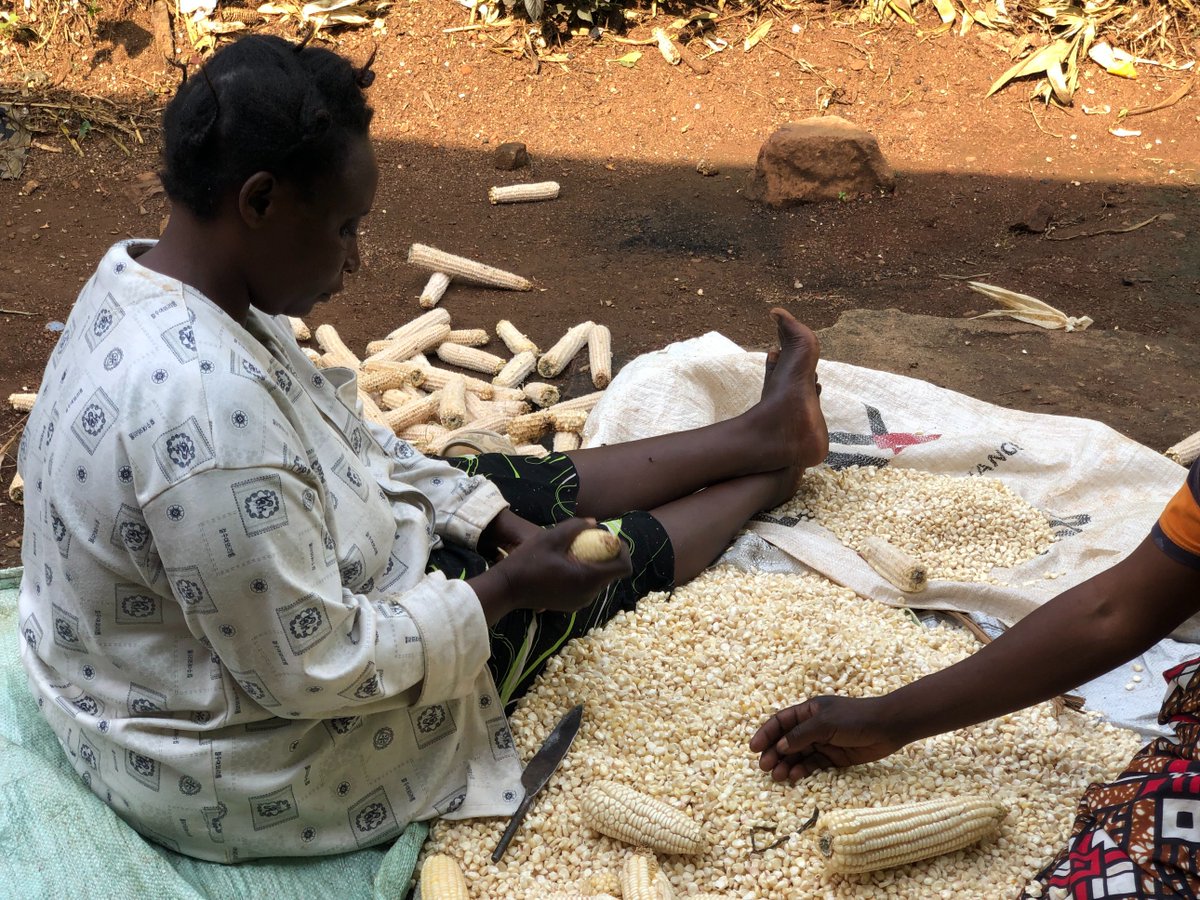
[{"x1": 567, "y1": 308, "x2": 828, "y2": 519}]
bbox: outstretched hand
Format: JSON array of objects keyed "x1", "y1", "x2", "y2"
[{"x1": 750, "y1": 696, "x2": 909, "y2": 782}]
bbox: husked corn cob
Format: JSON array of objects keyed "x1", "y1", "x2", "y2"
[
  {"x1": 522, "y1": 382, "x2": 561, "y2": 409},
  {"x1": 439, "y1": 374, "x2": 468, "y2": 430},
  {"x1": 553, "y1": 431, "x2": 582, "y2": 452},
  {"x1": 408, "y1": 243, "x2": 533, "y2": 291},
  {"x1": 8, "y1": 393, "x2": 36, "y2": 412},
  {"x1": 384, "y1": 308, "x2": 452, "y2": 342},
  {"x1": 357, "y1": 360, "x2": 426, "y2": 393},
  {"x1": 420, "y1": 366, "x2": 499, "y2": 400},
  {"x1": 366, "y1": 320, "x2": 452, "y2": 366},
  {"x1": 419, "y1": 272, "x2": 452, "y2": 309},
  {"x1": 8, "y1": 471, "x2": 22, "y2": 504},
  {"x1": 496, "y1": 319, "x2": 538, "y2": 356},
  {"x1": 384, "y1": 392, "x2": 442, "y2": 432},
  {"x1": 507, "y1": 411, "x2": 551, "y2": 445},
  {"x1": 286, "y1": 316, "x2": 311, "y2": 340},
  {"x1": 358, "y1": 390, "x2": 389, "y2": 428},
  {"x1": 569, "y1": 528, "x2": 621, "y2": 562},
  {"x1": 436, "y1": 342, "x2": 507, "y2": 376},
  {"x1": 381, "y1": 386, "x2": 424, "y2": 409},
  {"x1": 816, "y1": 796, "x2": 1007, "y2": 874},
  {"x1": 301, "y1": 347, "x2": 323, "y2": 365},
  {"x1": 545, "y1": 391, "x2": 605, "y2": 416},
  {"x1": 446, "y1": 328, "x2": 490, "y2": 347},
  {"x1": 582, "y1": 782, "x2": 707, "y2": 855},
  {"x1": 493, "y1": 351, "x2": 537, "y2": 389},
  {"x1": 549, "y1": 410, "x2": 589, "y2": 433},
  {"x1": 859, "y1": 535, "x2": 928, "y2": 593},
  {"x1": 488, "y1": 181, "x2": 561, "y2": 204},
  {"x1": 516, "y1": 443, "x2": 550, "y2": 458},
  {"x1": 621, "y1": 852, "x2": 677, "y2": 900},
  {"x1": 538, "y1": 321, "x2": 595, "y2": 378},
  {"x1": 1166, "y1": 429, "x2": 1200, "y2": 467},
  {"x1": 466, "y1": 396, "x2": 530, "y2": 420},
  {"x1": 398, "y1": 423, "x2": 447, "y2": 450},
  {"x1": 418, "y1": 853, "x2": 469, "y2": 900},
  {"x1": 588, "y1": 324, "x2": 613, "y2": 389},
  {"x1": 652, "y1": 27, "x2": 682, "y2": 65},
  {"x1": 314, "y1": 324, "x2": 361, "y2": 369}
]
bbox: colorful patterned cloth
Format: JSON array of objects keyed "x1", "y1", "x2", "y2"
[{"x1": 1020, "y1": 459, "x2": 1200, "y2": 899}]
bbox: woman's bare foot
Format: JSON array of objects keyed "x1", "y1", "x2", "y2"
[{"x1": 747, "y1": 309, "x2": 829, "y2": 476}]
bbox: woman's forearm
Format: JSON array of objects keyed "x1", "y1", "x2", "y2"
[{"x1": 883, "y1": 539, "x2": 1198, "y2": 746}]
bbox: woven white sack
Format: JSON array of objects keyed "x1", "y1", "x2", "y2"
[{"x1": 584, "y1": 332, "x2": 1194, "y2": 639}]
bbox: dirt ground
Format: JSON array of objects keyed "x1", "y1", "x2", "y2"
[{"x1": 1, "y1": 4, "x2": 1198, "y2": 565}]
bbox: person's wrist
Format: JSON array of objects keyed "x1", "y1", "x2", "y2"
[
  {"x1": 470, "y1": 562, "x2": 521, "y2": 626},
  {"x1": 867, "y1": 692, "x2": 921, "y2": 748}
]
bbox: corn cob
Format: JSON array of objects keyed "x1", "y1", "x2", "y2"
[
  {"x1": 496, "y1": 319, "x2": 538, "y2": 356},
  {"x1": 538, "y1": 322, "x2": 595, "y2": 378},
  {"x1": 545, "y1": 391, "x2": 605, "y2": 416},
  {"x1": 859, "y1": 535, "x2": 927, "y2": 593},
  {"x1": 420, "y1": 366, "x2": 499, "y2": 400},
  {"x1": 301, "y1": 347, "x2": 323, "y2": 365},
  {"x1": 516, "y1": 443, "x2": 550, "y2": 458},
  {"x1": 582, "y1": 782, "x2": 707, "y2": 855},
  {"x1": 446, "y1": 328, "x2": 490, "y2": 347},
  {"x1": 569, "y1": 528, "x2": 621, "y2": 562},
  {"x1": 8, "y1": 393, "x2": 36, "y2": 412},
  {"x1": 417, "y1": 853, "x2": 469, "y2": 900},
  {"x1": 357, "y1": 360, "x2": 426, "y2": 393},
  {"x1": 549, "y1": 410, "x2": 589, "y2": 433},
  {"x1": 398, "y1": 423, "x2": 448, "y2": 450},
  {"x1": 8, "y1": 471, "x2": 23, "y2": 504},
  {"x1": 436, "y1": 343, "x2": 507, "y2": 376},
  {"x1": 358, "y1": 390, "x2": 390, "y2": 428},
  {"x1": 588, "y1": 324, "x2": 613, "y2": 389},
  {"x1": 408, "y1": 243, "x2": 532, "y2": 292},
  {"x1": 488, "y1": 181, "x2": 561, "y2": 205},
  {"x1": 314, "y1": 324, "x2": 361, "y2": 369},
  {"x1": 419, "y1": 272, "x2": 452, "y2": 309},
  {"x1": 465, "y1": 394, "x2": 529, "y2": 421},
  {"x1": 439, "y1": 374, "x2": 468, "y2": 430},
  {"x1": 380, "y1": 386, "x2": 424, "y2": 410},
  {"x1": 816, "y1": 796, "x2": 1007, "y2": 874},
  {"x1": 383, "y1": 308, "x2": 452, "y2": 342},
  {"x1": 652, "y1": 27, "x2": 682, "y2": 65},
  {"x1": 553, "y1": 431, "x2": 582, "y2": 453},
  {"x1": 493, "y1": 351, "x2": 537, "y2": 389},
  {"x1": 384, "y1": 392, "x2": 442, "y2": 432},
  {"x1": 431, "y1": 416, "x2": 515, "y2": 456},
  {"x1": 507, "y1": 411, "x2": 551, "y2": 445},
  {"x1": 1166, "y1": 429, "x2": 1200, "y2": 467},
  {"x1": 286, "y1": 316, "x2": 311, "y2": 340},
  {"x1": 522, "y1": 382, "x2": 561, "y2": 409},
  {"x1": 366, "y1": 320, "x2": 452, "y2": 366},
  {"x1": 620, "y1": 852, "x2": 677, "y2": 900}
]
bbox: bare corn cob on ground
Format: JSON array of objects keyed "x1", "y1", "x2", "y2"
[
  {"x1": 408, "y1": 243, "x2": 532, "y2": 291},
  {"x1": 816, "y1": 796, "x2": 1008, "y2": 874}
]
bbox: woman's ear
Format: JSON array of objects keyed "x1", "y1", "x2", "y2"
[{"x1": 239, "y1": 172, "x2": 276, "y2": 227}]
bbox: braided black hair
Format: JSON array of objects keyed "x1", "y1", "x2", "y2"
[{"x1": 160, "y1": 35, "x2": 375, "y2": 218}]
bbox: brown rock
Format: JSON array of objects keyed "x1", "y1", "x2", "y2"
[
  {"x1": 747, "y1": 116, "x2": 895, "y2": 207},
  {"x1": 1010, "y1": 201, "x2": 1055, "y2": 234},
  {"x1": 151, "y1": 0, "x2": 174, "y2": 63},
  {"x1": 493, "y1": 142, "x2": 530, "y2": 171}
]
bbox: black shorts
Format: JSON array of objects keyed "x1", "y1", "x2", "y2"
[{"x1": 429, "y1": 452, "x2": 675, "y2": 705}]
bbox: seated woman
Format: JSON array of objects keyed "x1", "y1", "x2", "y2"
[
  {"x1": 753, "y1": 459, "x2": 1200, "y2": 897},
  {"x1": 16, "y1": 35, "x2": 828, "y2": 862}
]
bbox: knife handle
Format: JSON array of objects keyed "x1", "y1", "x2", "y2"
[{"x1": 491, "y1": 791, "x2": 535, "y2": 864}]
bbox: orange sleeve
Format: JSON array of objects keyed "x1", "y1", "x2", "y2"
[{"x1": 1152, "y1": 460, "x2": 1200, "y2": 569}]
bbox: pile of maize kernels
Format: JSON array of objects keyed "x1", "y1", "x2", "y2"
[
  {"x1": 428, "y1": 567, "x2": 1142, "y2": 898},
  {"x1": 769, "y1": 465, "x2": 1056, "y2": 581}
]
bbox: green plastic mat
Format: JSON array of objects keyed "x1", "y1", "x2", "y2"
[{"x1": 0, "y1": 567, "x2": 427, "y2": 900}]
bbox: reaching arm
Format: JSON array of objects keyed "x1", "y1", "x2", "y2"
[{"x1": 752, "y1": 533, "x2": 1200, "y2": 781}]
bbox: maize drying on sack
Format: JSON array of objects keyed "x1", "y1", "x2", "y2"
[
  {"x1": 293, "y1": 307, "x2": 617, "y2": 457},
  {"x1": 426, "y1": 565, "x2": 1141, "y2": 897},
  {"x1": 769, "y1": 465, "x2": 1056, "y2": 583}
]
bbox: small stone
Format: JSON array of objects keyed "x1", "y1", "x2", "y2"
[
  {"x1": 696, "y1": 159, "x2": 719, "y2": 177},
  {"x1": 493, "y1": 142, "x2": 530, "y2": 171},
  {"x1": 1010, "y1": 202, "x2": 1054, "y2": 234}
]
